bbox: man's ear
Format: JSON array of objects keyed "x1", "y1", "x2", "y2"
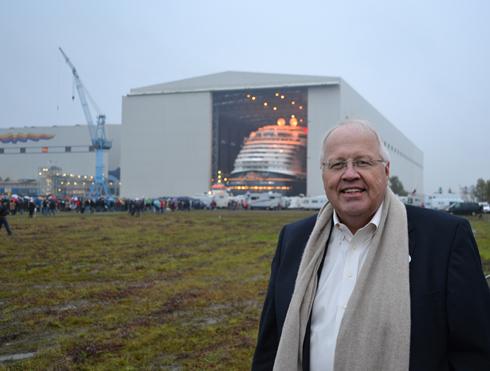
[{"x1": 385, "y1": 161, "x2": 390, "y2": 177}]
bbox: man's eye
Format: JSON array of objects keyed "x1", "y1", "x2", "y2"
[
  {"x1": 356, "y1": 160, "x2": 372, "y2": 167},
  {"x1": 330, "y1": 162, "x2": 345, "y2": 170}
]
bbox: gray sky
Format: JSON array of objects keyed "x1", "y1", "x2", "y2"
[{"x1": 1, "y1": 0, "x2": 489, "y2": 194}]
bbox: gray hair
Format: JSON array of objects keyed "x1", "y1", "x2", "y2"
[{"x1": 320, "y1": 119, "x2": 390, "y2": 167}]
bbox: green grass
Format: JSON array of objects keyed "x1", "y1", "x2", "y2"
[
  {"x1": 469, "y1": 215, "x2": 490, "y2": 272},
  {"x1": 0, "y1": 210, "x2": 313, "y2": 370},
  {"x1": 0, "y1": 211, "x2": 489, "y2": 370}
]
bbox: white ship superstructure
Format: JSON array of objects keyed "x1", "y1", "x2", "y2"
[
  {"x1": 232, "y1": 124, "x2": 306, "y2": 177},
  {"x1": 228, "y1": 122, "x2": 307, "y2": 194}
]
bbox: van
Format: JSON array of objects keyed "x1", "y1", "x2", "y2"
[{"x1": 247, "y1": 192, "x2": 284, "y2": 210}]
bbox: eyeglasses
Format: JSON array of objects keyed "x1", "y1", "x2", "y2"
[{"x1": 322, "y1": 158, "x2": 386, "y2": 172}]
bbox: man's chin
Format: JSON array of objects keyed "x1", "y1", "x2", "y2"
[{"x1": 338, "y1": 202, "x2": 371, "y2": 218}]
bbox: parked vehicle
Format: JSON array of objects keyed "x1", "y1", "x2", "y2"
[
  {"x1": 424, "y1": 194, "x2": 463, "y2": 210},
  {"x1": 447, "y1": 202, "x2": 482, "y2": 216},
  {"x1": 193, "y1": 194, "x2": 213, "y2": 209},
  {"x1": 208, "y1": 184, "x2": 231, "y2": 208},
  {"x1": 247, "y1": 192, "x2": 284, "y2": 210},
  {"x1": 478, "y1": 202, "x2": 490, "y2": 213},
  {"x1": 228, "y1": 195, "x2": 249, "y2": 209},
  {"x1": 398, "y1": 195, "x2": 424, "y2": 207},
  {"x1": 301, "y1": 195, "x2": 328, "y2": 210},
  {"x1": 285, "y1": 196, "x2": 305, "y2": 209},
  {"x1": 189, "y1": 198, "x2": 208, "y2": 209}
]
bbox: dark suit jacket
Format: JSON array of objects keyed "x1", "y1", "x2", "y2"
[{"x1": 252, "y1": 205, "x2": 490, "y2": 370}]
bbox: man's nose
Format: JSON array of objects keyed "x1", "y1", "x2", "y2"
[{"x1": 341, "y1": 162, "x2": 360, "y2": 179}]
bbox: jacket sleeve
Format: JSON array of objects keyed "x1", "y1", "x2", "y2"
[
  {"x1": 252, "y1": 226, "x2": 285, "y2": 371},
  {"x1": 447, "y1": 219, "x2": 490, "y2": 370}
]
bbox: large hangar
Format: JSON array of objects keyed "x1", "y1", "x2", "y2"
[
  {"x1": 0, "y1": 124, "x2": 121, "y2": 181},
  {"x1": 121, "y1": 72, "x2": 423, "y2": 198}
]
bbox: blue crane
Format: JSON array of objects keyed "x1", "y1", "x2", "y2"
[{"x1": 59, "y1": 47, "x2": 112, "y2": 199}]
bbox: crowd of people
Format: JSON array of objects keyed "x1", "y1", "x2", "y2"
[
  {"x1": 0, "y1": 194, "x2": 245, "y2": 219},
  {"x1": 1, "y1": 196, "x2": 120, "y2": 216},
  {"x1": 0, "y1": 193, "x2": 260, "y2": 236}
]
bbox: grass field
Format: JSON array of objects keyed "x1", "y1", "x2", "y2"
[{"x1": 1, "y1": 211, "x2": 489, "y2": 370}]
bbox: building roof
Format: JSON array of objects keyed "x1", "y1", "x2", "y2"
[{"x1": 129, "y1": 71, "x2": 340, "y2": 95}]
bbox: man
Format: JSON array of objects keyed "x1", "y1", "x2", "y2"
[
  {"x1": 0, "y1": 200, "x2": 13, "y2": 236},
  {"x1": 252, "y1": 120, "x2": 490, "y2": 371},
  {"x1": 28, "y1": 198, "x2": 36, "y2": 218}
]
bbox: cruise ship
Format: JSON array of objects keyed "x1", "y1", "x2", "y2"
[{"x1": 227, "y1": 120, "x2": 307, "y2": 195}]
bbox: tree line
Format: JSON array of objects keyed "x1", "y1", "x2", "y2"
[
  {"x1": 473, "y1": 178, "x2": 490, "y2": 202},
  {"x1": 389, "y1": 175, "x2": 490, "y2": 203}
]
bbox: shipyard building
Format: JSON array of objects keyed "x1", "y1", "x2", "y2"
[
  {"x1": 0, "y1": 72, "x2": 423, "y2": 198},
  {"x1": 121, "y1": 71, "x2": 423, "y2": 198}
]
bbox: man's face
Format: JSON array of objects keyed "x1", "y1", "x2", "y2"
[{"x1": 322, "y1": 124, "x2": 389, "y2": 231}]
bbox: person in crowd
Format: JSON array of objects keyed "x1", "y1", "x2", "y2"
[
  {"x1": 48, "y1": 198, "x2": 57, "y2": 216},
  {"x1": 9, "y1": 199, "x2": 17, "y2": 215},
  {"x1": 0, "y1": 200, "x2": 13, "y2": 236},
  {"x1": 42, "y1": 198, "x2": 48, "y2": 215},
  {"x1": 28, "y1": 198, "x2": 36, "y2": 218}
]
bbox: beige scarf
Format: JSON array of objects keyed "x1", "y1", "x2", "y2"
[{"x1": 273, "y1": 188, "x2": 410, "y2": 371}]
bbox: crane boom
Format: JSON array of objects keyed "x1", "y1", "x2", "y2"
[
  {"x1": 59, "y1": 47, "x2": 112, "y2": 199},
  {"x1": 58, "y1": 47, "x2": 98, "y2": 142}
]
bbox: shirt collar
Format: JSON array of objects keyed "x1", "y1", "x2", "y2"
[{"x1": 333, "y1": 202, "x2": 384, "y2": 231}]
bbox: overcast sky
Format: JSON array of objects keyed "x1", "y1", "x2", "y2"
[{"x1": 1, "y1": 0, "x2": 489, "y2": 193}]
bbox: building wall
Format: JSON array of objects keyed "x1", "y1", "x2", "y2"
[
  {"x1": 0, "y1": 125, "x2": 120, "y2": 181},
  {"x1": 339, "y1": 80, "x2": 424, "y2": 194},
  {"x1": 106, "y1": 125, "x2": 121, "y2": 172},
  {"x1": 306, "y1": 85, "x2": 341, "y2": 196},
  {"x1": 121, "y1": 92, "x2": 212, "y2": 198}
]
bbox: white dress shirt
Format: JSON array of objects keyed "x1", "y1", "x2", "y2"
[{"x1": 310, "y1": 204, "x2": 383, "y2": 371}]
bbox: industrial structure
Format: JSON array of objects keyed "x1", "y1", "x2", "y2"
[
  {"x1": 0, "y1": 124, "x2": 120, "y2": 195},
  {"x1": 59, "y1": 47, "x2": 112, "y2": 198},
  {"x1": 121, "y1": 71, "x2": 423, "y2": 198}
]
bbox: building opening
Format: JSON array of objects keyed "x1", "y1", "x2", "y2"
[{"x1": 212, "y1": 87, "x2": 307, "y2": 195}]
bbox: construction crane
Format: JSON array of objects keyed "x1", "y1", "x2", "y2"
[{"x1": 59, "y1": 47, "x2": 112, "y2": 199}]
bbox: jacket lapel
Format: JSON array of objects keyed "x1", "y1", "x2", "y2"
[{"x1": 407, "y1": 207, "x2": 416, "y2": 258}]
